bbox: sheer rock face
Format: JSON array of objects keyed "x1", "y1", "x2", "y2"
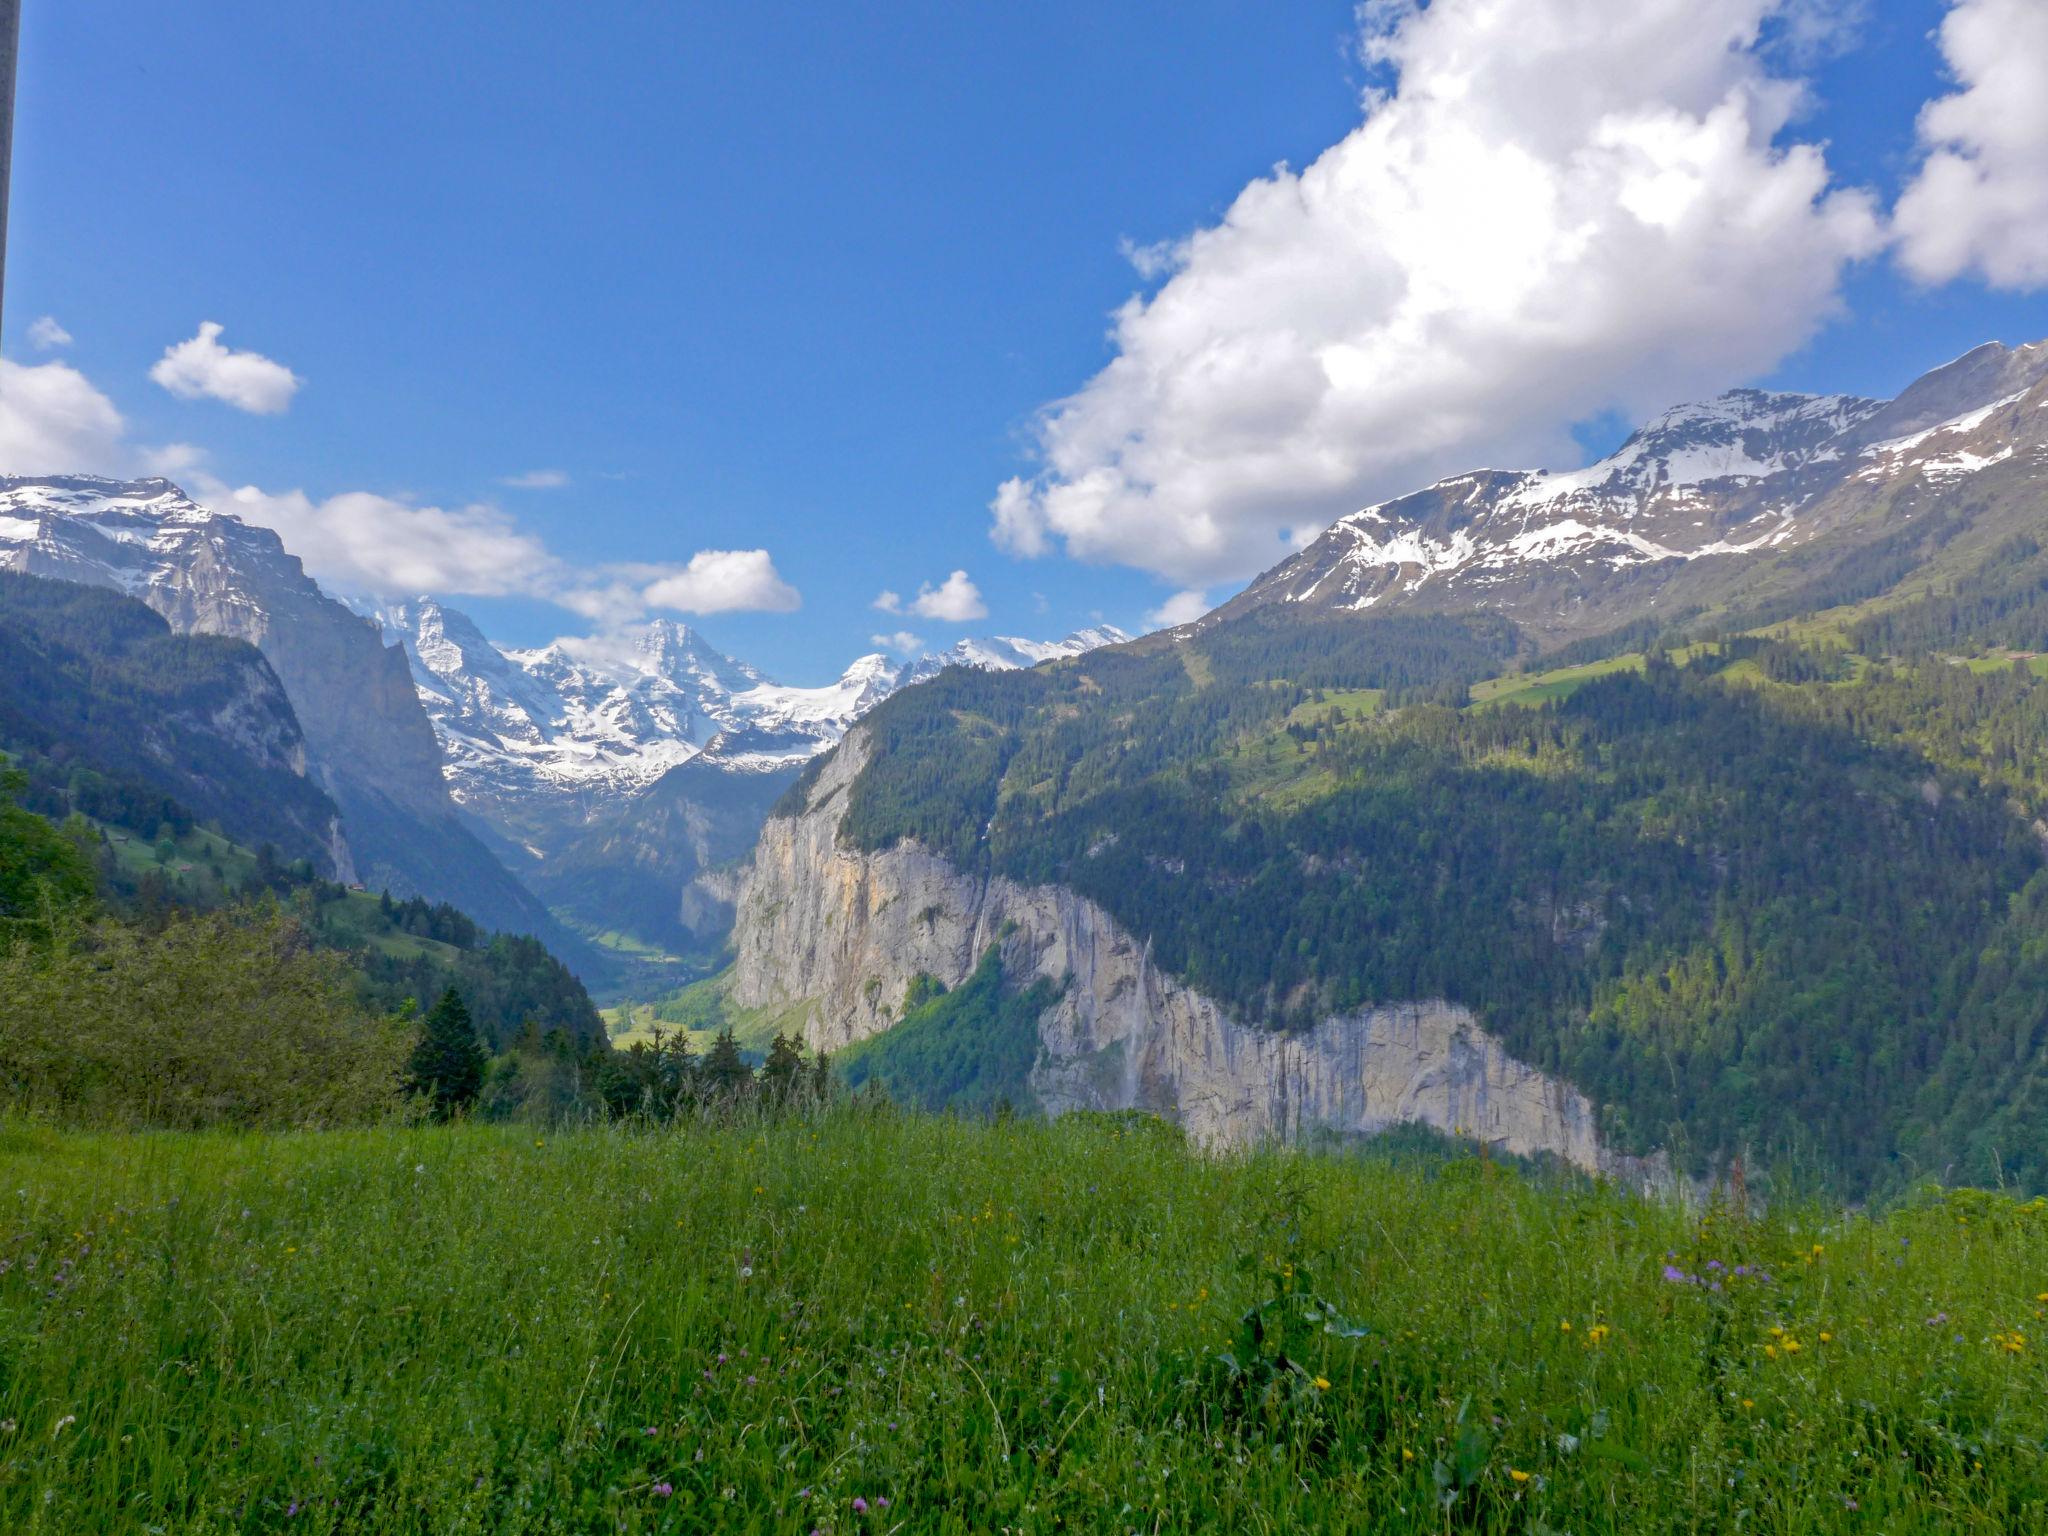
[
  {"x1": 0, "y1": 477, "x2": 551, "y2": 933},
  {"x1": 735, "y1": 730, "x2": 1662, "y2": 1185}
]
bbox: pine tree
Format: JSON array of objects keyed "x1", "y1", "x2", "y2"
[
  {"x1": 761, "y1": 1032, "x2": 806, "y2": 1103},
  {"x1": 407, "y1": 987, "x2": 486, "y2": 1117},
  {"x1": 701, "y1": 1028, "x2": 753, "y2": 1100}
]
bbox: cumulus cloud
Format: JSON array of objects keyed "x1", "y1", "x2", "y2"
[
  {"x1": 150, "y1": 322, "x2": 302, "y2": 414},
  {"x1": 501, "y1": 468, "x2": 570, "y2": 489},
  {"x1": 194, "y1": 477, "x2": 562, "y2": 596},
  {"x1": 0, "y1": 358, "x2": 128, "y2": 475},
  {"x1": 641, "y1": 548, "x2": 802, "y2": 615},
  {"x1": 871, "y1": 630, "x2": 925, "y2": 655},
  {"x1": 991, "y1": 0, "x2": 1882, "y2": 586},
  {"x1": 1893, "y1": 0, "x2": 2048, "y2": 289},
  {"x1": 1143, "y1": 589, "x2": 1213, "y2": 633},
  {"x1": 876, "y1": 570, "x2": 988, "y2": 622},
  {"x1": 27, "y1": 316, "x2": 72, "y2": 350}
]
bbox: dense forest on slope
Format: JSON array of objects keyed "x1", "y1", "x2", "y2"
[
  {"x1": 803, "y1": 602, "x2": 2048, "y2": 1192},
  {"x1": 835, "y1": 947, "x2": 1058, "y2": 1114},
  {"x1": 0, "y1": 571, "x2": 341, "y2": 868}
]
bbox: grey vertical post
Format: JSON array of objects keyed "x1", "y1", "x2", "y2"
[{"x1": 0, "y1": 0, "x2": 19, "y2": 347}]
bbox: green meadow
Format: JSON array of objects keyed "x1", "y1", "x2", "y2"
[{"x1": 2, "y1": 1111, "x2": 2044, "y2": 1533}]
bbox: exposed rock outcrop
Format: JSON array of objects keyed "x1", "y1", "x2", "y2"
[{"x1": 735, "y1": 730, "x2": 1663, "y2": 1186}]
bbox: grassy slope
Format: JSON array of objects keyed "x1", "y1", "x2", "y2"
[
  {"x1": 604, "y1": 967, "x2": 809, "y2": 1057},
  {"x1": 1, "y1": 1113, "x2": 2044, "y2": 1533}
]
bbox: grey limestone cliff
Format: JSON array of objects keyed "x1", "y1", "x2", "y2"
[{"x1": 735, "y1": 729, "x2": 1661, "y2": 1184}]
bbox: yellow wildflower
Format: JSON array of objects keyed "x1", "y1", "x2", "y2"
[
  {"x1": 1783, "y1": 1338, "x2": 1802, "y2": 1355},
  {"x1": 1509, "y1": 1469, "x2": 1532, "y2": 1484},
  {"x1": 1314, "y1": 1375, "x2": 1331, "y2": 1390},
  {"x1": 1741, "y1": 1398, "x2": 1754, "y2": 1410},
  {"x1": 1764, "y1": 1343, "x2": 1778, "y2": 1359},
  {"x1": 1402, "y1": 1448, "x2": 1416, "y2": 1463},
  {"x1": 1559, "y1": 1320, "x2": 1572, "y2": 1333},
  {"x1": 1819, "y1": 1331, "x2": 1833, "y2": 1344}
]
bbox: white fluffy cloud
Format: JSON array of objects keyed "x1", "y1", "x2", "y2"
[
  {"x1": 1893, "y1": 0, "x2": 2048, "y2": 289},
  {"x1": 641, "y1": 548, "x2": 802, "y2": 615},
  {"x1": 875, "y1": 569, "x2": 988, "y2": 622},
  {"x1": 0, "y1": 358, "x2": 127, "y2": 475},
  {"x1": 150, "y1": 322, "x2": 302, "y2": 414},
  {"x1": 1143, "y1": 589, "x2": 1213, "y2": 633},
  {"x1": 992, "y1": 0, "x2": 1882, "y2": 586},
  {"x1": 501, "y1": 468, "x2": 570, "y2": 489},
  {"x1": 197, "y1": 477, "x2": 563, "y2": 596},
  {"x1": 871, "y1": 630, "x2": 925, "y2": 655},
  {"x1": 27, "y1": 316, "x2": 72, "y2": 350}
]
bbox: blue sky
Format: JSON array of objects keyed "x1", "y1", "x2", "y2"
[{"x1": 8, "y1": 0, "x2": 2047, "y2": 680}]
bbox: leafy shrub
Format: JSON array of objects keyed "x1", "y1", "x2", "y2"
[{"x1": 0, "y1": 905, "x2": 412, "y2": 1129}]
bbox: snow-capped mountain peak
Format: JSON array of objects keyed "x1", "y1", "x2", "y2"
[
  {"x1": 1215, "y1": 340, "x2": 2048, "y2": 635},
  {"x1": 902, "y1": 626, "x2": 1132, "y2": 685}
]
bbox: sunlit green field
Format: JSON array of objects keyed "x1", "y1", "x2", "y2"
[{"x1": 2, "y1": 1112, "x2": 2044, "y2": 1533}]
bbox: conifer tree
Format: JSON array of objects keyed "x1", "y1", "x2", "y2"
[
  {"x1": 761, "y1": 1031, "x2": 806, "y2": 1103},
  {"x1": 701, "y1": 1028, "x2": 753, "y2": 1100},
  {"x1": 407, "y1": 986, "x2": 485, "y2": 1117}
]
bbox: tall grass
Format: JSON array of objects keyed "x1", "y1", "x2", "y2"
[{"x1": 0, "y1": 1110, "x2": 2042, "y2": 1532}]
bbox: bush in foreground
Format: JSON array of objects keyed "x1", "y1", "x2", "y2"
[{"x1": 0, "y1": 1111, "x2": 2044, "y2": 1532}]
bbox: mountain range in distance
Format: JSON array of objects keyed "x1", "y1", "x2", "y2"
[{"x1": 4, "y1": 333, "x2": 2045, "y2": 996}]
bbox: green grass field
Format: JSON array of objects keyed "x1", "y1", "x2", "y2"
[{"x1": 2, "y1": 1112, "x2": 2044, "y2": 1532}]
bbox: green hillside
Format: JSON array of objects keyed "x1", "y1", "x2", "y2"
[
  {"x1": 802, "y1": 589, "x2": 2048, "y2": 1194},
  {"x1": 0, "y1": 571, "x2": 341, "y2": 869}
]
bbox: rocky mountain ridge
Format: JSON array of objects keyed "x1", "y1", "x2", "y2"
[
  {"x1": 1215, "y1": 340, "x2": 2048, "y2": 643},
  {"x1": 0, "y1": 476, "x2": 567, "y2": 944}
]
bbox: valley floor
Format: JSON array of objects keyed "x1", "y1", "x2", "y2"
[{"x1": 1, "y1": 1113, "x2": 2044, "y2": 1533}]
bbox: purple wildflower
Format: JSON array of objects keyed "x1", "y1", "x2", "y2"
[
  {"x1": 854, "y1": 1496, "x2": 870, "y2": 1513},
  {"x1": 1662, "y1": 1264, "x2": 1692, "y2": 1284},
  {"x1": 644, "y1": 1427, "x2": 657, "y2": 1437},
  {"x1": 653, "y1": 1482, "x2": 673, "y2": 1497},
  {"x1": 746, "y1": 1375, "x2": 758, "y2": 1386},
  {"x1": 287, "y1": 1503, "x2": 299, "y2": 1517}
]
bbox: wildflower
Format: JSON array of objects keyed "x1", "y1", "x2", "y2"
[
  {"x1": 1741, "y1": 1398, "x2": 1754, "y2": 1410},
  {"x1": 1509, "y1": 1469, "x2": 1532, "y2": 1484},
  {"x1": 653, "y1": 1483, "x2": 674, "y2": 1498},
  {"x1": 1764, "y1": 1344, "x2": 1778, "y2": 1359},
  {"x1": 1999, "y1": 1330, "x2": 2026, "y2": 1355},
  {"x1": 1819, "y1": 1331, "x2": 1833, "y2": 1344},
  {"x1": 1783, "y1": 1337, "x2": 1802, "y2": 1355},
  {"x1": 1559, "y1": 1320, "x2": 1572, "y2": 1332},
  {"x1": 1402, "y1": 1448, "x2": 1415, "y2": 1462},
  {"x1": 853, "y1": 1495, "x2": 870, "y2": 1512},
  {"x1": 1586, "y1": 1324, "x2": 1611, "y2": 1345},
  {"x1": 1314, "y1": 1375, "x2": 1331, "y2": 1390}
]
